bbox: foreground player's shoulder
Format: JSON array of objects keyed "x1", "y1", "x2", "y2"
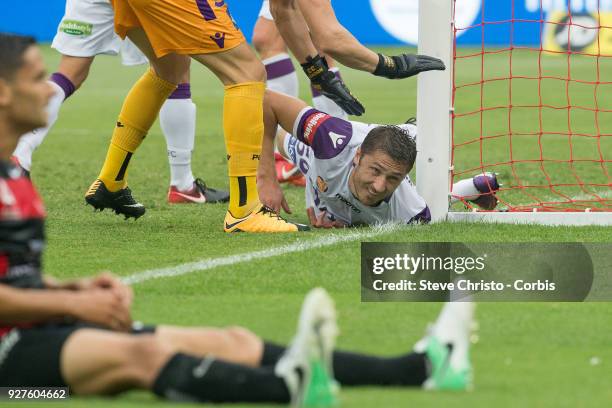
[{"x1": 293, "y1": 108, "x2": 354, "y2": 160}]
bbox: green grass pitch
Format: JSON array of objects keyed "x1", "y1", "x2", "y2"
[{"x1": 12, "y1": 46, "x2": 611, "y2": 407}]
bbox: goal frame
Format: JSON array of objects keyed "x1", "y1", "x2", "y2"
[{"x1": 415, "y1": 0, "x2": 612, "y2": 226}]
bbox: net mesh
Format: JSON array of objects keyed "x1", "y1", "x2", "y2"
[{"x1": 451, "y1": 0, "x2": 612, "y2": 212}]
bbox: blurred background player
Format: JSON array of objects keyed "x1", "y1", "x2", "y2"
[
  {"x1": 84, "y1": 0, "x2": 310, "y2": 231},
  {"x1": 13, "y1": 0, "x2": 228, "y2": 205},
  {"x1": 252, "y1": 0, "x2": 349, "y2": 187},
  {"x1": 258, "y1": 91, "x2": 500, "y2": 228}
]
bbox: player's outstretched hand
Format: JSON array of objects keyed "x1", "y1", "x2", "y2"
[
  {"x1": 373, "y1": 53, "x2": 445, "y2": 79},
  {"x1": 307, "y1": 207, "x2": 348, "y2": 229},
  {"x1": 258, "y1": 177, "x2": 292, "y2": 215},
  {"x1": 302, "y1": 55, "x2": 365, "y2": 116}
]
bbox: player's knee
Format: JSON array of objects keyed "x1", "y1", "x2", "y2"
[
  {"x1": 126, "y1": 335, "x2": 174, "y2": 387},
  {"x1": 251, "y1": 28, "x2": 268, "y2": 55},
  {"x1": 223, "y1": 326, "x2": 262, "y2": 365}
]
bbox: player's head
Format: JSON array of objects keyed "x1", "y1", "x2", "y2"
[
  {"x1": 0, "y1": 33, "x2": 53, "y2": 135},
  {"x1": 350, "y1": 125, "x2": 416, "y2": 206}
]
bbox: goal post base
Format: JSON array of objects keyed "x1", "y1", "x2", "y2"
[{"x1": 446, "y1": 211, "x2": 612, "y2": 226}]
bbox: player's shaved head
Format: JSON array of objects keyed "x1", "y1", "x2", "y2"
[
  {"x1": 361, "y1": 125, "x2": 417, "y2": 170},
  {"x1": 0, "y1": 33, "x2": 37, "y2": 81}
]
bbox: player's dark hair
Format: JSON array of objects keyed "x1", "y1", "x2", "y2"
[
  {"x1": 361, "y1": 125, "x2": 417, "y2": 171},
  {"x1": 0, "y1": 33, "x2": 36, "y2": 80}
]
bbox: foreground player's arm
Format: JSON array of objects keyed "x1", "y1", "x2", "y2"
[
  {"x1": 44, "y1": 273, "x2": 133, "y2": 307},
  {"x1": 0, "y1": 282, "x2": 132, "y2": 331}
]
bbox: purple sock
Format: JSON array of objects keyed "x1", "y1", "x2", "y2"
[
  {"x1": 168, "y1": 83, "x2": 191, "y2": 99},
  {"x1": 264, "y1": 58, "x2": 295, "y2": 80},
  {"x1": 50, "y1": 72, "x2": 76, "y2": 99}
]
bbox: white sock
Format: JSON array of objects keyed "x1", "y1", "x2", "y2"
[
  {"x1": 264, "y1": 53, "x2": 299, "y2": 98},
  {"x1": 451, "y1": 178, "x2": 480, "y2": 203},
  {"x1": 160, "y1": 98, "x2": 196, "y2": 191},
  {"x1": 311, "y1": 68, "x2": 348, "y2": 120},
  {"x1": 13, "y1": 81, "x2": 65, "y2": 171},
  {"x1": 263, "y1": 53, "x2": 299, "y2": 154}
]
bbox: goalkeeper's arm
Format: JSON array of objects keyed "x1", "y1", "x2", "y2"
[
  {"x1": 270, "y1": 0, "x2": 445, "y2": 78},
  {"x1": 271, "y1": 0, "x2": 379, "y2": 72}
]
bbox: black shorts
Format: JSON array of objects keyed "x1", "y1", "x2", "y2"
[{"x1": 0, "y1": 322, "x2": 155, "y2": 387}]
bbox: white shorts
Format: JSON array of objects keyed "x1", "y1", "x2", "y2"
[
  {"x1": 51, "y1": 0, "x2": 147, "y2": 66},
  {"x1": 258, "y1": 0, "x2": 273, "y2": 21}
]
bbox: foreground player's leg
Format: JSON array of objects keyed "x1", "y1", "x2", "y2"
[
  {"x1": 12, "y1": 56, "x2": 88, "y2": 173},
  {"x1": 60, "y1": 288, "x2": 336, "y2": 406},
  {"x1": 160, "y1": 76, "x2": 229, "y2": 204},
  {"x1": 263, "y1": 301, "x2": 475, "y2": 390}
]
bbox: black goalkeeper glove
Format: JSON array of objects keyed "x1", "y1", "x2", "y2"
[
  {"x1": 373, "y1": 53, "x2": 445, "y2": 79},
  {"x1": 301, "y1": 55, "x2": 365, "y2": 116}
]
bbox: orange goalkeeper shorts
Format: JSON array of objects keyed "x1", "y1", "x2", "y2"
[{"x1": 110, "y1": 0, "x2": 245, "y2": 57}]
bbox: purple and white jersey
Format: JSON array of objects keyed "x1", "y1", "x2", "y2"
[{"x1": 285, "y1": 107, "x2": 430, "y2": 226}]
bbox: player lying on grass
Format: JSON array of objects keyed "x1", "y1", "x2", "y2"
[
  {"x1": 0, "y1": 34, "x2": 476, "y2": 404},
  {"x1": 258, "y1": 90, "x2": 500, "y2": 227},
  {"x1": 12, "y1": 0, "x2": 228, "y2": 205}
]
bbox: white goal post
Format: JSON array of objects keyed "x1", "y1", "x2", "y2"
[{"x1": 415, "y1": 0, "x2": 612, "y2": 226}]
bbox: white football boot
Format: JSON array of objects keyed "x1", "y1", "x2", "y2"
[
  {"x1": 413, "y1": 302, "x2": 476, "y2": 390},
  {"x1": 275, "y1": 288, "x2": 339, "y2": 407}
]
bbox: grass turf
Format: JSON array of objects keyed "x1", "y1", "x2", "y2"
[{"x1": 13, "y1": 45, "x2": 611, "y2": 407}]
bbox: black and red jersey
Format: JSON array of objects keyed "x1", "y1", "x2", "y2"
[{"x1": 0, "y1": 160, "x2": 46, "y2": 338}]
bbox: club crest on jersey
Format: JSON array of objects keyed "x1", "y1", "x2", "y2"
[{"x1": 316, "y1": 176, "x2": 328, "y2": 193}]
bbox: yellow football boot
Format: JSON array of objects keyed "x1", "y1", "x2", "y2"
[{"x1": 224, "y1": 205, "x2": 310, "y2": 233}]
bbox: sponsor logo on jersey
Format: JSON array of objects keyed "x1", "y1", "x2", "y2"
[
  {"x1": 59, "y1": 20, "x2": 93, "y2": 36},
  {"x1": 316, "y1": 176, "x2": 328, "y2": 193},
  {"x1": 335, "y1": 193, "x2": 361, "y2": 213},
  {"x1": 303, "y1": 112, "x2": 331, "y2": 145}
]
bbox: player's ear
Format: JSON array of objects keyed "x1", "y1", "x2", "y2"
[
  {"x1": 353, "y1": 147, "x2": 362, "y2": 166},
  {"x1": 0, "y1": 79, "x2": 12, "y2": 107}
]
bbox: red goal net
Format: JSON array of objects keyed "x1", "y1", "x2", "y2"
[{"x1": 451, "y1": 0, "x2": 612, "y2": 212}]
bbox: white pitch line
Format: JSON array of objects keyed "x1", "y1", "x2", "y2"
[{"x1": 122, "y1": 223, "x2": 401, "y2": 285}]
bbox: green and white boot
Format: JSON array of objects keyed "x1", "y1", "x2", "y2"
[
  {"x1": 414, "y1": 302, "x2": 476, "y2": 391},
  {"x1": 275, "y1": 288, "x2": 339, "y2": 407}
]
